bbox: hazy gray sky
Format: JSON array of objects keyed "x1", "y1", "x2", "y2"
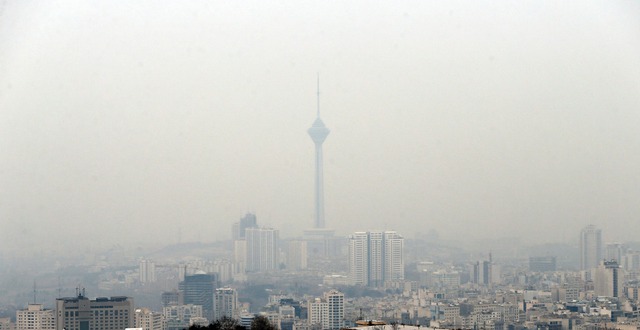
[{"x1": 1, "y1": 1, "x2": 639, "y2": 252}]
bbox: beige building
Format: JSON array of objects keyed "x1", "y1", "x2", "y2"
[
  {"x1": 163, "y1": 304, "x2": 203, "y2": 323},
  {"x1": 308, "y1": 290, "x2": 344, "y2": 330},
  {"x1": 594, "y1": 260, "x2": 623, "y2": 298},
  {"x1": 0, "y1": 317, "x2": 15, "y2": 330},
  {"x1": 134, "y1": 308, "x2": 164, "y2": 330},
  {"x1": 213, "y1": 288, "x2": 238, "y2": 321},
  {"x1": 16, "y1": 304, "x2": 54, "y2": 330},
  {"x1": 55, "y1": 294, "x2": 134, "y2": 330}
]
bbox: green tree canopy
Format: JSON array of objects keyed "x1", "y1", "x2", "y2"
[
  {"x1": 188, "y1": 316, "x2": 245, "y2": 330},
  {"x1": 250, "y1": 315, "x2": 277, "y2": 330}
]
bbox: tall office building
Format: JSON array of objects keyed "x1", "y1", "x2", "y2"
[
  {"x1": 232, "y1": 213, "x2": 258, "y2": 240},
  {"x1": 580, "y1": 225, "x2": 602, "y2": 271},
  {"x1": 348, "y1": 231, "x2": 404, "y2": 287},
  {"x1": 16, "y1": 304, "x2": 54, "y2": 330},
  {"x1": 134, "y1": 308, "x2": 164, "y2": 330},
  {"x1": 213, "y1": 288, "x2": 238, "y2": 321},
  {"x1": 179, "y1": 272, "x2": 218, "y2": 321},
  {"x1": 55, "y1": 293, "x2": 133, "y2": 330},
  {"x1": 307, "y1": 290, "x2": 344, "y2": 330},
  {"x1": 245, "y1": 227, "x2": 279, "y2": 272},
  {"x1": 594, "y1": 260, "x2": 623, "y2": 298}
]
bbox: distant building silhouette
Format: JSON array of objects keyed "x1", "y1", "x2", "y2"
[
  {"x1": 232, "y1": 213, "x2": 258, "y2": 240},
  {"x1": 471, "y1": 259, "x2": 494, "y2": 285},
  {"x1": 529, "y1": 256, "x2": 557, "y2": 272},
  {"x1": 605, "y1": 242, "x2": 624, "y2": 263},
  {"x1": 580, "y1": 225, "x2": 602, "y2": 271},
  {"x1": 287, "y1": 240, "x2": 308, "y2": 270}
]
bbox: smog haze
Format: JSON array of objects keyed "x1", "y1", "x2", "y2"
[{"x1": 1, "y1": 1, "x2": 640, "y2": 253}]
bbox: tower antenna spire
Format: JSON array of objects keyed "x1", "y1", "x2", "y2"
[{"x1": 316, "y1": 73, "x2": 320, "y2": 117}]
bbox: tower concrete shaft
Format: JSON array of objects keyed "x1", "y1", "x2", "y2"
[{"x1": 308, "y1": 117, "x2": 329, "y2": 228}]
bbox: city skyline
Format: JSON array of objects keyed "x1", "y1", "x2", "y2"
[{"x1": 3, "y1": 2, "x2": 640, "y2": 329}]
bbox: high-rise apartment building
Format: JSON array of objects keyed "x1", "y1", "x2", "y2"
[
  {"x1": 348, "y1": 231, "x2": 404, "y2": 287},
  {"x1": 134, "y1": 308, "x2": 164, "y2": 330},
  {"x1": 245, "y1": 227, "x2": 279, "y2": 272},
  {"x1": 54, "y1": 293, "x2": 133, "y2": 330},
  {"x1": 179, "y1": 273, "x2": 218, "y2": 321},
  {"x1": 324, "y1": 290, "x2": 344, "y2": 330},
  {"x1": 213, "y1": 288, "x2": 238, "y2": 321},
  {"x1": 349, "y1": 232, "x2": 369, "y2": 286},
  {"x1": 580, "y1": 225, "x2": 602, "y2": 271},
  {"x1": 307, "y1": 290, "x2": 344, "y2": 330},
  {"x1": 383, "y1": 231, "x2": 404, "y2": 283},
  {"x1": 16, "y1": 304, "x2": 54, "y2": 330},
  {"x1": 139, "y1": 259, "x2": 156, "y2": 283}
]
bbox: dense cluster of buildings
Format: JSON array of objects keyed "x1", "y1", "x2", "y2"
[
  {"x1": 5, "y1": 223, "x2": 640, "y2": 330},
  {"x1": 3, "y1": 101, "x2": 640, "y2": 330}
]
